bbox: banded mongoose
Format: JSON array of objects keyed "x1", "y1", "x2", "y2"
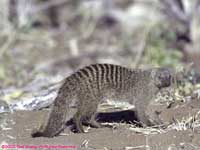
[{"x1": 32, "y1": 64, "x2": 171, "y2": 137}]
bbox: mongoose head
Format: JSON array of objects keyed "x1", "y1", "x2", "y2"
[{"x1": 151, "y1": 68, "x2": 172, "y2": 89}]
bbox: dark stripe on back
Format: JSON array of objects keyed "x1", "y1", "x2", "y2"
[
  {"x1": 118, "y1": 66, "x2": 123, "y2": 89},
  {"x1": 124, "y1": 68, "x2": 130, "y2": 91},
  {"x1": 80, "y1": 68, "x2": 90, "y2": 78},
  {"x1": 102, "y1": 64, "x2": 107, "y2": 83},
  {"x1": 91, "y1": 64, "x2": 99, "y2": 72},
  {"x1": 121, "y1": 67, "x2": 126, "y2": 90},
  {"x1": 74, "y1": 70, "x2": 84, "y2": 82},
  {"x1": 104, "y1": 64, "x2": 110, "y2": 82},
  {"x1": 99, "y1": 64, "x2": 105, "y2": 88},
  {"x1": 85, "y1": 66, "x2": 94, "y2": 80},
  {"x1": 110, "y1": 65, "x2": 114, "y2": 84},
  {"x1": 92, "y1": 64, "x2": 100, "y2": 90},
  {"x1": 113, "y1": 65, "x2": 118, "y2": 86},
  {"x1": 71, "y1": 64, "x2": 131, "y2": 92}
]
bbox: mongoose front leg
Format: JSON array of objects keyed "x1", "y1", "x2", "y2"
[
  {"x1": 147, "y1": 110, "x2": 163, "y2": 126},
  {"x1": 73, "y1": 95, "x2": 101, "y2": 132},
  {"x1": 134, "y1": 104, "x2": 163, "y2": 126},
  {"x1": 134, "y1": 103, "x2": 152, "y2": 126}
]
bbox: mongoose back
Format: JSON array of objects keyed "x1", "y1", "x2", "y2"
[{"x1": 32, "y1": 64, "x2": 171, "y2": 137}]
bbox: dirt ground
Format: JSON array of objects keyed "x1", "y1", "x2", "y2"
[{"x1": 1, "y1": 98, "x2": 200, "y2": 150}]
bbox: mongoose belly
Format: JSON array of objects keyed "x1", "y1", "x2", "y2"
[{"x1": 32, "y1": 64, "x2": 172, "y2": 137}]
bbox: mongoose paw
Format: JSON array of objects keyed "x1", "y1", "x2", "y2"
[
  {"x1": 31, "y1": 125, "x2": 49, "y2": 138},
  {"x1": 31, "y1": 128, "x2": 44, "y2": 138},
  {"x1": 31, "y1": 128, "x2": 56, "y2": 138}
]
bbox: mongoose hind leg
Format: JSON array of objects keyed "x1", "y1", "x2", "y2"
[
  {"x1": 85, "y1": 113, "x2": 102, "y2": 128},
  {"x1": 73, "y1": 111, "x2": 85, "y2": 133},
  {"x1": 135, "y1": 104, "x2": 164, "y2": 127},
  {"x1": 73, "y1": 113, "x2": 101, "y2": 133},
  {"x1": 147, "y1": 110, "x2": 164, "y2": 126},
  {"x1": 73, "y1": 95, "x2": 100, "y2": 132}
]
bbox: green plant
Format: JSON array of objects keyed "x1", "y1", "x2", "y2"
[{"x1": 144, "y1": 25, "x2": 183, "y2": 67}]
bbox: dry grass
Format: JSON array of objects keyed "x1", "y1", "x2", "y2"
[{"x1": 168, "y1": 110, "x2": 200, "y2": 131}]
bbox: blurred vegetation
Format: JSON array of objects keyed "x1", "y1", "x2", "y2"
[
  {"x1": 0, "y1": 0, "x2": 200, "y2": 99},
  {"x1": 144, "y1": 24, "x2": 183, "y2": 67}
]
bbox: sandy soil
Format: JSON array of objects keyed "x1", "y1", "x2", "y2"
[{"x1": 1, "y1": 99, "x2": 200, "y2": 150}]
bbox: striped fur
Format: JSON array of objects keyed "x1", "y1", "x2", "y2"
[{"x1": 72, "y1": 64, "x2": 131, "y2": 90}]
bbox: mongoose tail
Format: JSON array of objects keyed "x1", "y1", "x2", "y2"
[{"x1": 32, "y1": 82, "x2": 72, "y2": 138}]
